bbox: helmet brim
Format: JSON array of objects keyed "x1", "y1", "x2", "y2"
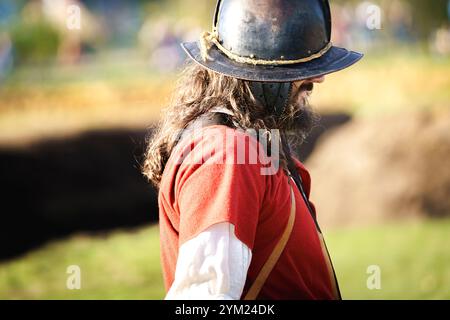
[{"x1": 181, "y1": 41, "x2": 363, "y2": 82}]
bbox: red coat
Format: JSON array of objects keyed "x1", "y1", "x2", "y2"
[{"x1": 158, "y1": 125, "x2": 338, "y2": 299}]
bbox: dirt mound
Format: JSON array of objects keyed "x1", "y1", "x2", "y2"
[{"x1": 306, "y1": 111, "x2": 450, "y2": 228}]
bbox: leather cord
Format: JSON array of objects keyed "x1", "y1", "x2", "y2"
[{"x1": 280, "y1": 133, "x2": 342, "y2": 300}]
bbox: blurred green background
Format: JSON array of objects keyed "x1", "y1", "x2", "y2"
[{"x1": 0, "y1": 0, "x2": 449, "y2": 300}]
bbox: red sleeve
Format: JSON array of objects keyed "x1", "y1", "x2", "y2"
[{"x1": 175, "y1": 126, "x2": 267, "y2": 250}]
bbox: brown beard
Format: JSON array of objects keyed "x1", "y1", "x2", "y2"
[{"x1": 278, "y1": 83, "x2": 319, "y2": 146}]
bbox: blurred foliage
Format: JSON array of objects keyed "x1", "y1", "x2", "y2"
[
  {"x1": 144, "y1": 0, "x2": 215, "y2": 28},
  {"x1": 1, "y1": 0, "x2": 448, "y2": 67},
  {"x1": 406, "y1": 0, "x2": 449, "y2": 38},
  {"x1": 9, "y1": 19, "x2": 60, "y2": 65},
  {"x1": 334, "y1": 0, "x2": 449, "y2": 38},
  {"x1": 0, "y1": 219, "x2": 449, "y2": 299},
  {"x1": 145, "y1": 0, "x2": 450, "y2": 39}
]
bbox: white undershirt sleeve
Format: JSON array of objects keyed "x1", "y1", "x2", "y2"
[{"x1": 165, "y1": 222, "x2": 252, "y2": 300}]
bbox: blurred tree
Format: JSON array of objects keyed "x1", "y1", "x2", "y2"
[
  {"x1": 10, "y1": 20, "x2": 60, "y2": 64},
  {"x1": 406, "y1": 0, "x2": 449, "y2": 38},
  {"x1": 144, "y1": 0, "x2": 215, "y2": 29},
  {"x1": 6, "y1": 0, "x2": 60, "y2": 65}
]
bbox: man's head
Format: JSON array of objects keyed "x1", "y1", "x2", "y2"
[{"x1": 144, "y1": 0, "x2": 362, "y2": 186}]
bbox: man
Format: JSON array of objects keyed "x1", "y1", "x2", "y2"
[{"x1": 143, "y1": 0, "x2": 362, "y2": 300}]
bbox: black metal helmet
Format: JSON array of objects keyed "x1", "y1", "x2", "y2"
[{"x1": 181, "y1": 0, "x2": 363, "y2": 115}]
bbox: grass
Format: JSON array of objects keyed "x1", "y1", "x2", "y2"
[
  {"x1": 327, "y1": 218, "x2": 450, "y2": 299},
  {"x1": 0, "y1": 226, "x2": 165, "y2": 300},
  {"x1": 1, "y1": 219, "x2": 449, "y2": 300}
]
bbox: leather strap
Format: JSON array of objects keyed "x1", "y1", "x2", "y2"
[
  {"x1": 176, "y1": 111, "x2": 234, "y2": 145},
  {"x1": 280, "y1": 133, "x2": 342, "y2": 300},
  {"x1": 281, "y1": 133, "x2": 322, "y2": 232},
  {"x1": 244, "y1": 182, "x2": 296, "y2": 300}
]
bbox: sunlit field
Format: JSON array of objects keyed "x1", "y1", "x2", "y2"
[
  {"x1": 1, "y1": 219, "x2": 449, "y2": 300},
  {"x1": 312, "y1": 50, "x2": 450, "y2": 115},
  {"x1": 0, "y1": 51, "x2": 175, "y2": 145},
  {"x1": 0, "y1": 51, "x2": 449, "y2": 144}
]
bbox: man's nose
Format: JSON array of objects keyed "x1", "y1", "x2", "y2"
[
  {"x1": 293, "y1": 76, "x2": 325, "y2": 87},
  {"x1": 307, "y1": 75, "x2": 325, "y2": 83}
]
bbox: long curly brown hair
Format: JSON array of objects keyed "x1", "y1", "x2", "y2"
[{"x1": 142, "y1": 62, "x2": 317, "y2": 188}]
